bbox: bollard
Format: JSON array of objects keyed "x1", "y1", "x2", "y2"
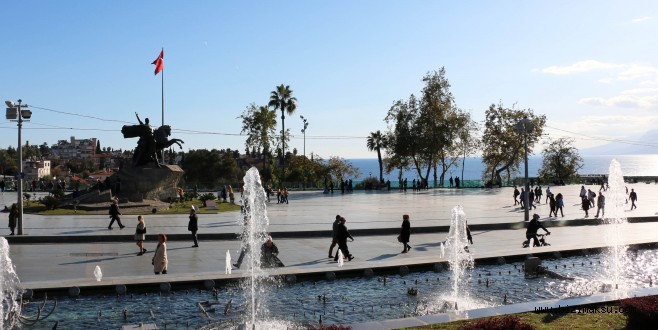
[
  {"x1": 68, "y1": 286, "x2": 80, "y2": 297},
  {"x1": 285, "y1": 275, "x2": 297, "y2": 284},
  {"x1": 203, "y1": 280, "x2": 215, "y2": 290},
  {"x1": 160, "y1": 282, "x2": 171, "y2": 292},
  {"x1": 325, "y1": 272, "x2": 336, "y2": 281}
]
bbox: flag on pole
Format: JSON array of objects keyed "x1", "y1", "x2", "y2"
[{"x1": 152, "y1": 49, "x2": 164, "y2": 75}]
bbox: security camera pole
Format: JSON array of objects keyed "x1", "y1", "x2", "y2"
[{"x1": 5, "y1": 99, "x2": 32, "y2": 235}]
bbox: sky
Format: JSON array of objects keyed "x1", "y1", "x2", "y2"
[{"x1": 2, "y1": 1, "x2": 658, "y2": 159}]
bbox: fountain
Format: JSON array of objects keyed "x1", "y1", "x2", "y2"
[
  {"x1": 0, "y1": 237, "x2": 22, "y2": 329},
  {"x1": 445, "y1": 206, "x2": 475, "y2": 303},
  {"x1": 226, "y1": 251, "x2": 232, "y2": 275},
  {"x1": 231, "y1": 167, "x2": 294, "y2": 329},
  {"x1": 602, "y1": 159, "x2": 630, "y2": 296},
  {"x1": 337, "y1": 250, "x2": 344, "y2": 268}
]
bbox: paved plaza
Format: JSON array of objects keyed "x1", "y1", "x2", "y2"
[{"x1": 2, "y1": 182, "x2": 658, "y2": 291}]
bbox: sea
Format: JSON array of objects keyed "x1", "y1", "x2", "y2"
[{"x1": 348, "y1": 155, "x2": 658, "y2": 181}]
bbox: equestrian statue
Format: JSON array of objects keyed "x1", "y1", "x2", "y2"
[{"x1": 121, "y1": 112, "x2": 184, "y2": 167}]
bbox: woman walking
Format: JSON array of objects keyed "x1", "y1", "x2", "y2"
[
  {"x1": 153, "y1": 233, "x2": 168, "y2": 274},
  {"x1": 555, "y1": 193, "x2": 565, "y2": 217},
  {"x1": 399, "y1": 214, "x2": 411, "y2": 253},
  {"x1": 135, "y1": 215, "x2": 147, "y2": 256}
]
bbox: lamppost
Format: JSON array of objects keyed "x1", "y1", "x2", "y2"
[
  {"x1": 300, "y1": 115, "x2": 309, "y2": 190},
  {"x1": 5, "y1": 99, "x2": 32, "y2": 235},
  {"x1": 515, "y1": 116, "x2": 534, "y2": 222}
]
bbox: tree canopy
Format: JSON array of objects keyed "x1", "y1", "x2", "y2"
[
  {"x1": 481, "y1": 103, "x2": 546, "y2": 186},
  {"x1": 384, "y1": 67, "x2": 477, "y2": 185},
  {"x1": 538, "y1": 137, "x2": 583, "y2": 184}
]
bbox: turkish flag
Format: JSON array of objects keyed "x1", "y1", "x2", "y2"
[{"x1": 152, "y1": 50, "x2": 164, "y2": 75}]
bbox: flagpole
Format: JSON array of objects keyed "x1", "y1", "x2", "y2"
[{"x1": 161, "y1": 48, "x2": 165, "y2": 164}]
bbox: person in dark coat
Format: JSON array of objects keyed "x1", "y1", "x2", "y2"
[
  {"x1": 328, "y1": 215, "x2": 341, "y2": 258},
  {"x1": 108, "y1": 199, "x2": 125, "y2": 230},
  {"x1": 399, "y1": 214, "x2": 411, "y2": 253},
  {"x1": 334, "y1": 217, "x2": 354, "y2": 262},
  {"x1": 526, "y1": 213, "x2": 550, "y2": 247},
  {"x1": 8, "y1": 203, "x2": 18, "y2": 235},
  {"x1": 188, "y1": 206, "x2": 199, "y2": 247},
  {"x1": 581, "y1": 196, "x2": 590, "y2": 217}
]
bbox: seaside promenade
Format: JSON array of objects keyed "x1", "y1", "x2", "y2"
[
  {"x1": 3, "y1": 183, "x2": 658, "y2": 328},
  {"x1": 3, "y1": 182, "x2": 658, "y2": 291}
]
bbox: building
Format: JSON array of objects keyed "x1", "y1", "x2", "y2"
[
  {"x1": 23, "y1": 159, "x2": 51, "y2": 180},
  {"x1": 50, "y1": 136, "x2": 97, "y2": 160}
]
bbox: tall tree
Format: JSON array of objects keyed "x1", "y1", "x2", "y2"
[
  {"x1": 239, "y1": 103, "x2": 277, "y2": 159},
  {"x1": 268, "y1": 84, "x2": 297, "y2": 169},
  {"x1": 481, "y1": 102, "x2": 546, "y2": 186},
  {"x1": 538, "y1": 137, "x2": 583, "y2": 183},
  {"x1": 384, "y1": 67, "x2": 463, "y2": 185},
  {"x1": 366, "y1": 130, "x2": 387, "y2": 183},
  {"x1": 96, "y1": 140, "x2": 102, "y2": 154}
]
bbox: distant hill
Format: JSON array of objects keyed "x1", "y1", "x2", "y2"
[{"x1": 579, "y1": 129, "x2": 658, "y2": 156}]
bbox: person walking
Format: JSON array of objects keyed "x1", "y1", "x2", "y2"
[
  {"x1": 399, "y1": 214, "x2": 411, "y2": 253},
  {"x1": 545, "y1": 186, "x2": 552, "y2": 204},
  {"x1": 595, "y1": 192, "x2": 605, "y2": 218},
  {"x1": 555, "y1": 193, "x2": 565, "y2": 217},
  {"x1": 587, "y1": 189, "x2": 596, "y2": 208},
  {"x1": 328, "y1": 215, "x2": 341, "y2": 258},
  {"x1": 535, "y1": 186, "x2": 542, "y2": 204},
  {"x1": 8, "y1": 203, "x2": 18, "y2": 235},
  {"x1": 581, "y1": 196, "x2": 590, "y2": 218},
  {"x1": 108, "y1": 198, "x2": 125, "y2": 230},
  {"x1": 152, "y1": 233, "x2": 168, "y2": 274},
  {"x1": 629, "y1": 188, "x2": 638, "y2": 210},
  {"x1": 188, "y1": 206, "x2": 199, "y2": 247},
  {"x1": 548, "y1": 194, "x2": 557, "y2": 218},
  {"x1": 334, "y1": 217, "x2": 354, "y2": 262},
  {"x1": 135, "y1": 215, "x2": 147, "y2": 256},
  {"x1": 513, "y1": 186, "x2": 520, "y2": 205}
]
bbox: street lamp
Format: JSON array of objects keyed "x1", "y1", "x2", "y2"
[
  {"x1": 300, "y1": 115, "x2": 309, "y2": 190},
  {"x1": 5, "y1": 99, "x2": 32, "y2": 235},
  {"x1": 515, "y1": 116, "x2": 534, "y2": 222}
]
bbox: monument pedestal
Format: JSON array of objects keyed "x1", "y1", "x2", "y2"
[{"x1": 113, "y1": 164, "x2": 184, "y2": 202}]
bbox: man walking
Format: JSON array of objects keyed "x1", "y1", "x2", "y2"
[
  {"x1": 108, "y1": 199, "x2": 125, "y2": 230},
  {"x1": 328, "y1": 215, "x2": 341, "y2": 258},
  {"x1": 595, "y1": 192, "x2": 605, "y2": 218},
  {"x1": 334, "y1": 217, "x2": 354, "y2": 262},
  {"x1": 188, "y1": 206, "x2": 199, "y2": 247},
  {"x1": 629, "y1": 188, "x2": 638, "y2": 210}
]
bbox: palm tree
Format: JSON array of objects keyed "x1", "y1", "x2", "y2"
[
  {"x1": 268, "y1": 84, "x2": 297, "y2": 171},
  {"x1": 367, "y1": 130, "x2": 386, "y2": 184}
]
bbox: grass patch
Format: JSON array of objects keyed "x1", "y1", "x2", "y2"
[
  {"x1": 406, "y1": 304, "x2": 629, "y2": 330},
  {"x1": 23, "y1": 200, "x2": 241, "y2": 215}
]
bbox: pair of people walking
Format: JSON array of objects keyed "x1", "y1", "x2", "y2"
[{"x1": 328, "y1": 215, "x2": 354, "y2": 261}]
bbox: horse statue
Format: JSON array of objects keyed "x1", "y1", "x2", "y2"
[
  {"x1": 155, "y1": 125, "x2": 184, "y2": 152},
  {"x1": 121, "y1": 113, "x2": 184, "y2": 167}
]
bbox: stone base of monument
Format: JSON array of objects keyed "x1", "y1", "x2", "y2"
[{"x1": 113, "y1": 164, "x2": 184, "y2": 202}]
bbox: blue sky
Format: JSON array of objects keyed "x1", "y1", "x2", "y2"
[{"x1": 2, "y1": 1, "x2": 658, "y2": 158}]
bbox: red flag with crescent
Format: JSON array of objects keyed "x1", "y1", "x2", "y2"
[{"x1": 152, "y1": 50, "x2": 164, "y2": 75}]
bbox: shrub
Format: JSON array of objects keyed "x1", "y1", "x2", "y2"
[
  {"x1": 620, "y1": 295, "x2": 658, "y2": 328},
  {"x1": 199, "y1": 193, "x2": 217, "y2": 207},
  {"x1": 307, "y1": 325, "x2": 352, "y2": 330},
  {"x1": 40, "y1": 196, "x2": 60, "y2": 210},
  {"x1": 460, "y1": 315, "x2": 536, "y2": 330}
]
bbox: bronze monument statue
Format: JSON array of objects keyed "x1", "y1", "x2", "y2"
[{"x1": 121, "y1": 113, "x2": 184, "y2": 167}]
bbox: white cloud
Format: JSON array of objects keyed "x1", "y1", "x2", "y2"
[
  {"x1": 617, "y1": 64, "x2": 658, "y2": 81},
  {"x1": 621, "y1": 87, "x2": 658, "y2": 95},
  {"x1": 631, "y1": 16, "x2": 651, "y2": 23},
  {"x1": 541, "y1": 60, "x2": 622, "y2": 75},
  {"x1": 579, "y1": 94, "x2": 658, "y2": 109}
]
